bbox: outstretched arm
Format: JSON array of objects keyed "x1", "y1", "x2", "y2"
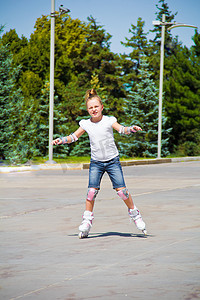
[
  {"x1": 112, "y1": 122, "x2": 142, "y2": 134},
  {"x1": 52, "y1": 127, "x2": 85, "y2": 145}
]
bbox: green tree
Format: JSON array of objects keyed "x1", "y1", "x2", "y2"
[
  {"x1": 119, "y1": 57, "x2": 170, "y2": 157},
  {"x1": 73, "y1": 16, "x2": 126, "y2": 120},
  {"x1": 1, "y1": 13, "x2": 87, "y2": 98},
  {"x1": 19, "y1": 70, "x2": 43, "y2": 101},
  {"x1": 149, "y1": 0, "x2": 179, "y2": 82},
  {"x1": 6, "y1": 97, "x2": 40, "y2": 164},
  {"x1": 1, "y1": 28, "x2": 28, "y2": 62},
  {"x1": 0, "y1": 31, "x2": 39, "y2": 163},
  {"x1": 52, "y1": 15, "x2": 128, "y2": 157},
  {"x1": 120, "y1": 16, "x2": 152, "y2": 120},
  {"x1": 0, "y1": 33, "x2": 20, "y2": 160},
  {"x1": 121, "y1": 17, "x2": 151, "y2": 80},
  {"x1": 164, "y1": 32, "x2": 200, "y2": 155},
  {"x1": 149, "y1": 0, "x2": 200, "y2": 155},
  {"x1": 150, "y1": 2, "x2": 200, "y2": 155}
]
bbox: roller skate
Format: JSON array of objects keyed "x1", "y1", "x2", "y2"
[
  {"x1": 78, "y1": 211, "x2": 94, "y2": 239},
  {"x1": 128, "y1": 207, "x2": 147, "y2": 235}
]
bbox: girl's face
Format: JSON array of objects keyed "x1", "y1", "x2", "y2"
[{"x1": 87, "y1": 98, "x2": 103, "y2": 121}]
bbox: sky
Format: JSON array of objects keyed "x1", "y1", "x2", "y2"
[{"x1": 0, "y1": 0, "x2": 199, "y2": 54}]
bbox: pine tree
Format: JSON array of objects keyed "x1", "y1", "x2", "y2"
[
  {"x1": 0, "y1": 32, "x2": 40, "y2": 163},
  {"x1": 0, "y1": 34, "x2": 22, "y2": 161},
  {"x1": 119, "y1": 16, "x2": 152, "y2": 132},
  {"x1": 6, "y1": 97, "x2": 40, "y2": 164},
  {"x1": 164, "y1": 32, "x2": 200, "y2": 155},
  {"x1": 151, "y1": 0, "x2": 177, "y2": 45},
  {"x1": 149, "y1": 0, "x2": 200, "y2": 155},
  {"x1": 149, "y1": 0, "x2": 179, "y2": 82},
  {"x1": 150, "y1": 2, "x2": 200, "y2": 155},
  {"x1": 121, "y1": 17, "x2": 150, "y2": 80},
  {"x1": 118, "y1": 57, "x2": 170, "y2": 157}
]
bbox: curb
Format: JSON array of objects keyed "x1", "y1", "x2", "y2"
[
  {"x1": 82, "y1": 158, "x2": 172, "y2": 169},
  {"x1": 0, "y1": 156, "x2": 200, "y2": 174}
]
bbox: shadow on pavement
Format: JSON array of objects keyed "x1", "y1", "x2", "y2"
[{"x1": 68, "y1": 231, "x2": 153, "y2": 239}]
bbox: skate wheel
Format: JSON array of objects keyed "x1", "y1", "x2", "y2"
[
  {"x1": 142, "y1": 229, "x2": 147, "y2": 236},
  {"x1": 78, "y1": 232, "x2": 88, "y2": 239}
]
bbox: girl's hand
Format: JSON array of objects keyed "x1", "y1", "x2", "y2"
[
  {"x1": 52, "y1": 138, "x2": 62, "y2": 145},
  {"x1": 131, "y1": 126, "x2": 142, "y2": 133}
]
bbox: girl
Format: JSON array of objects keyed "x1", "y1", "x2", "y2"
[{"x1": 52, "y1": 89, "x2": 147, "y2": 238}]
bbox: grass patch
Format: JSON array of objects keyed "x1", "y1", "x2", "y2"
[
  {"x1": 120, "y1": 156, "x2": 155, "y2": 161},
  {"x1": 32, "y1": 156, "x2": 91, "y2": 164},
  {"x1": 1, "y1": 155, "x2": 175, "y2": 166},
  {"x1": 32, "y1": 156, "x2": 155, "y2": 164}
]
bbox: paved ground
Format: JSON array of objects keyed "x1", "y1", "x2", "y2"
[{"x1": 0, "y1": 161, "x2": 200, "y2": 300}]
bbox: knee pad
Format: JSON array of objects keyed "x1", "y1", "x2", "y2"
[
  {"x1": 87, "y1": 188, "x2": 99, "y2": 201},
  {"x1": 117, "y1": 188, "x2": 129, "y2": 200}
]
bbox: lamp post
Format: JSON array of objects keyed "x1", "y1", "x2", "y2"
[
  {"x1": 152, "y1": 14, "x2": 197, "y2": 159},
  {"x1": 47, "y1": 2, "x2": 70, "y2": 163},
  {"x1": 48, "y1": 0, "x2": 55, "y2": 164}
]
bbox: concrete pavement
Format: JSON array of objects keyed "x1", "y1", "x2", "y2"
[{"x1": 0, "y1": 161, "x2": 200, "y2": 299}]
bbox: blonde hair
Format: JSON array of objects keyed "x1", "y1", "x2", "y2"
[{"x1": 85, "y1": 89, "x2": 102, "y2": 105}]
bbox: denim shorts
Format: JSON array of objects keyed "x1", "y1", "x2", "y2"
[{"x1": 88, "y1": 155, "x2": 126, "y2": 189}]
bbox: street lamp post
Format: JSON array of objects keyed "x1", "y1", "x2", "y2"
[
  {"x1": 158, "y1": 14, "x2": 165, "y2": 160},
  {"x1": 152, "y1": 14, "x2": 197, "y2": 159},
  {"x1": 47, "y1": 2, "x2": 70, "y2": 164},
  {"x1": 48, "y1": 0, "x2": 55, "y2": 164}
]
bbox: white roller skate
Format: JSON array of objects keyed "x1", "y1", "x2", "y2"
[
  {"x1": 78, "y1": 210, "x2": 94, "y2": 239},
  {"x1": 128, "y1": 207, "x2": 147, "y2": 235}
]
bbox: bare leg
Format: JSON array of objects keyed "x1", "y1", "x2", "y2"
[
  {"x1": 116, "y1": 187, "x2": 146, "y2": 233},
  {"x1": 124, "y1": 194, "x2": 134, "y2": 209},
  {"x1": 85, "y1": 199, "x2": 95, "y2": 212}
]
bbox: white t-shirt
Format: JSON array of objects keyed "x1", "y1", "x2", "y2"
[{"x1": 79, "y1": 115, "x2": 119, "y2": 161}]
